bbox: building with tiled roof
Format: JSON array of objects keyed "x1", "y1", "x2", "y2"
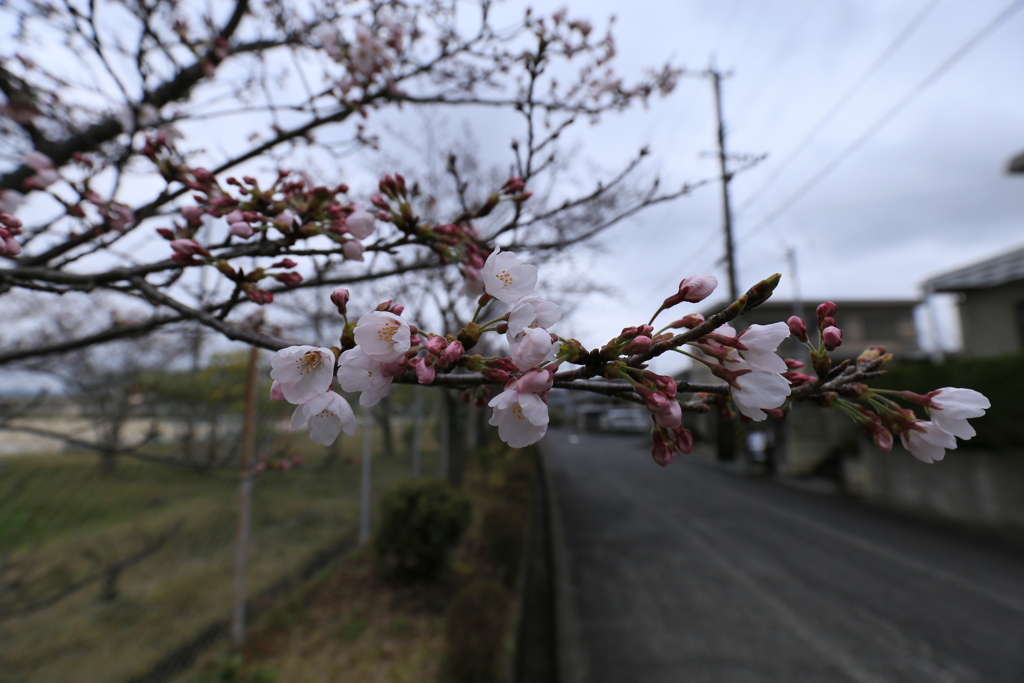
[{"x1": 923, "y1": 244, "x2": 1024, "y2": 357}]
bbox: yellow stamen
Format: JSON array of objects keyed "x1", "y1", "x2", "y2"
[
  {"x1": 296, "y1": 351, "x2": 322, "y2": 375},
  {"x1": 377, "y1": 321, "x2": 399, "y2": 343}
]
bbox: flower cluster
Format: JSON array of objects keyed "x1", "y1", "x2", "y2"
[
  {"x1": 788, "y1": 303, "x2": 990, "y2": 463},
  {"x1": 270, "y1": 346, "x2": 356, "y2": 446},
  {"x1": 697, "y1": 322, "x2": 793, "y2": 421},
  {"x1": 267, "y1": 254, "x2": 990, "y2": 470}
]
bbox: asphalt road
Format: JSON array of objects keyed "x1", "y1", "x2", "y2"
[{"x1": 542, "y1": 428, "x2": 1024, "y2": 683}]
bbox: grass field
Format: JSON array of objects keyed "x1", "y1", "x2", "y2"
[
  {"x1": 187, "y1": 441, "x2": 535, "y2": 683},
  {"x1": 0, "y1": 423, "x2": 438, "y2": 683}
]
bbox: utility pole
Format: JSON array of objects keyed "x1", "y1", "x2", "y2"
[
  {"x1": 707, "y1": 66, "x2": 739, "y2": 462},
  {"x1": 232, "y1": 345, "x2": 259, "y2": 649},
  {"x1": 709, "y1": 67, "x2": 738, "y2": 301}
]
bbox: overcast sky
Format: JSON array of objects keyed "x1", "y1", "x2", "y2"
[
  {"x1": 4, "y1": 0, "x2": 1022, "y2": 385},
  {"x1": 495, "y1": 0, "x2": 1024, "y2": 362}
]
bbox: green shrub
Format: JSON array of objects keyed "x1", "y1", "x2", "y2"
[
  {"x1": 873, "y1": 354, "x2": 1023, "y2": 450},
  {"x1": 443, "y1": 580, "x2": 511, "y2": 683},
  {"x1": 373, "y1": 478, "x2": 471, "y2": 580}
]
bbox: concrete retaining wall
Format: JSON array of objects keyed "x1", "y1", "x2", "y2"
[{"x1": 844, "y1": 445, "x2": 1024, "y2": 529}]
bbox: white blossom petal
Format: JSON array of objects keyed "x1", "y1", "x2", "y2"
[
  {"x1": 731, "y1": 367, "x2": 791, "y2": 421},
  {"x1": 270, "y1": 346, "x2": 336, "y2": 404},
  {"x1": 736, "y1": 322, "x2": 790, "y2": 373},
  {"x1": 507, "y1": 297, "x2": 561, "y2": 339},
  {"x1": 481, "y1": 247, "x2": 538, "y2": 303},
  {"x1": 509, "y1": 326, "x2": 556, "y2": 369},
  {"x1": 353, "y1": 310, "x2": 411, "y2": 362},
  {"x1": 488, "y1": 388, "x2": 548, "y2": 447},
  {"x1": 930, "y1": 387, "x2": 990, "y2": 440},
  {"x1": 336, "y1": 347, "x2": 393, "y2": 406},
  {"x1": 901, "y1": 422, "x2": 957, "y2": 463},
  {"x1": 291, "y1": 392, "x2": 356, "y2": 446}
]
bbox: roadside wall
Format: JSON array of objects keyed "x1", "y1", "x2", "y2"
[{"x1": 844, "y1": 445, "x2": 1024, "y2": 528}]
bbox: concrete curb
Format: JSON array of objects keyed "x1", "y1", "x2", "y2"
[{"x1": 539, "y1": 446, "x2": 589, "y2": 683}]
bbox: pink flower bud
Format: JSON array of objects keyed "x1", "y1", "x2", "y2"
[
  {"x1": 662, "y1": 274, "x2": 718, "y2": 310},
  {"x1": 514, "y1": 368, "x2": 554, "y2": 394},
  {"x1": 648, "y1": 373, "x2": 677, "y2": 398},
  {"x1": 651, "y1": 432, "x2": 674, "y2": 467},
  {"x1": 380, "y1": 359, "x2": 407, "y2": 377},
  {"x1": 782, "y1": 371, "x2": 815, "y2": 387},
  {"x1": 272, "y1": 259, "x2": 298, "y2": 269},
  {"x1": 225, "y1": 210, "x2": 245, "y2": 224},
  {"x1": 668, "y1": 314, "x2": 705, "y2": 329},
  {"x1": 653, "y1": 401, "x2": 682, "y2": 429},
  {"x1": 192, "y1": 167, "x2": 215, "y2": 184},
  {"x1": 816, "y1": 301, "x2": 837, "y2": 326},
  {"x1": 673, "y1": 428, "x2": 693, "y2": 454},
  {"x1": 787, "y1": 316, "x2": 808, "y2": 343},
  {"x1": 274, "y1": 272, "x2": 303, "y2": 287},
  {"x1": 170, "y1": 238, "x2": 209, "y2": 257},
  {"x1": 345, "y1": 209, "x2": 376, "y2": 239},
  {"x1": 270, "y1": 381, "x2": 286, "y2": 401},
  {"x1": 390, "y1": 304, "x2": 405, "y2": 316},
  {"x1": 622, "y1": 335, "x2": 653, "y2": 354},
  {"x1": 425, "y1": 335, "x2": 446, "y2": 356},
  {"x1": 822, "y1": 326, "x2": 842, "y2": 351},
  {"x1": 410, "y1": 357, "x2": 435, "y2": 384},
  {"x1": 343, "y1": 240, "x2": 364, "y2": 261},
  {"x1": 182, "y1": 205, "x2": 205, "y2": 222},
  {"x1": 274, "y1": 210, "x2": 297, "y2": 230},
  {"x1": 229, "y1": 222, "x2": 254, "y2": 238},
  {"x1": 481, "y1": 367, "x2": 510, "y2": 384},
  {"x1": 442, "y1": 341, "x2": 465, "y2": 365},
  {"x1": 1, "y1": 235, "x2": 20, "y2": 255},
  {"x1": 330, "y1": 288, "x2": 349, "y2": 315}
]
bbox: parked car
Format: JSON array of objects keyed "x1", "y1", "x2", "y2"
[{"x1": 598, "y1": 409, "x2": 650, "y2": 433}]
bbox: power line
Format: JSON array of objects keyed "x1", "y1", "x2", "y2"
[
  {"x1": 737, "y1": 0, "x2": 944, "y2": 215},
  {"x1": 740, "y1": 0, "x2": 1024, "y2": 243},
  {"x1": 731, "y1": 0, "x2": 822, "y2": 117}
]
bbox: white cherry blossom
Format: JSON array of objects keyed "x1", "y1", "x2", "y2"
[
  {"x1": 270, "y1": 346, "x2": 336, "y2": 404},
  {"x1": 481, "y1": 247, "x2": 538, "y2": 303},
  {"x1": 353, "y1": 310, "x2": 411, "y2": 362},
  {"x1": 734, "y1": 322, "x2": 791, "y2": 373},
  {"x1": 291, "y1": 391, "x2": 356, "y2": 446},
  {"x1": 488, "y1": 389, "x2": 549, "y2": 448},
  {"x1": 901, "y1": 421, "x2": 957, "y2": 464},
  {"x1": 509, "y1": 326, "x2": 557, "y2": 369},
  {"x1": 730, "y1": 362, "x2": 792, "y2": 421},
  {"x1": 929, "y1": 387, "x2": 990, "y2": 439},
  {"x1": 336, "y1": 347, "x2": 393, "y2": 406},
  {"x1": 507, "y1": 297, "x2": 561, "y2": 340}
]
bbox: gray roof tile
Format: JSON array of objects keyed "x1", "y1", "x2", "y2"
[{"x1": 924, "y1": 244, "x2": 1024, "y2": 292}]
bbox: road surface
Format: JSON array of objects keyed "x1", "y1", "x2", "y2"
[{"x1": 542, "y1": 428, "x2": 1024, "y2": 683}]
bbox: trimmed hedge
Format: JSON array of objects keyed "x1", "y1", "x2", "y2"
[
  {"x1": 873, "y1": 354, "x2": 1024, "y2": 451},
  {"x1": 373, "y1": 478, "x2": 472, "y2": 580}
]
